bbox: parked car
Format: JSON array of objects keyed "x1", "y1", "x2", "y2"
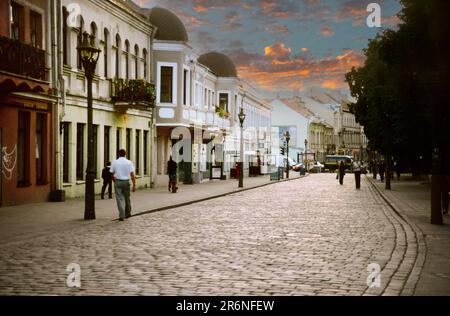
[
  {"x1": 287, "y1": 157, "x2": 304, "y2": 172},
  {"x1": 308, "y1": 161, "x2": 324, "y2": 173}
]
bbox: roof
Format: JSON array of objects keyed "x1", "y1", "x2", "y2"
[
  {"x1": 198, "y1": 52, "x2": 237, "y2": 78},
  {"x1": 147, "y1": 7, "x2": 188, "y2": 42}
]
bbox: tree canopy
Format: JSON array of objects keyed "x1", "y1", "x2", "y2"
[{"x1": 345, "y1": 0, "x2": 450, "y2": 174}]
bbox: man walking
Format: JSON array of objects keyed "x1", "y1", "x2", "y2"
[
  {"x1": 167, "y1": 156, "x2": 177, "y2": 192},
  {"x1": 110, "y1": 149, "x2": 136, "y2": 221},
  {"x1": 101, "y1": 161, "x2": 113, "y2": 199},
  {"x1": 353, "y1": 158, "x2": 362, "y2": 189}
]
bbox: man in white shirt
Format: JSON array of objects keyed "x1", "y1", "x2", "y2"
[
  {"x1": 353, "y1": 158, "x2": 362, "y2": 189},
  {"x1": 110, "y1": 149, "x2": 136, "y2": 221}
]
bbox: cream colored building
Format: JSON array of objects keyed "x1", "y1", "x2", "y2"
[
  {"x1": 144, "y1": 7, "x2": 271, "y2": 187},
  {"x1": 58, "y1": 0, "x2": 155, "y2": 198}
]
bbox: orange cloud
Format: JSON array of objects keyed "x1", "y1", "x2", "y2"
[
  {"x1": 319, "y1": 26, "x2": 335, "y2": 37},
  {"x1": 193, "y1": 5, "x2": 208, "y2": 13},
  {"x1": 264, "y1": 42, "x2": 292, "y2": 60}
]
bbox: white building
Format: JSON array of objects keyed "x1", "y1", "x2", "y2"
[
  {"x1": 144, "y1": 7, "x2": 271, "y2": 186},
  {"x1": 58, "y1": 0, "x2": 156, "y2": 198}
]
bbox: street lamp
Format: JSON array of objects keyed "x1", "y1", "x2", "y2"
[
  {"x1": 304, "y1": 138, "x2": 308, "y2": 172},
  {"x1": 77, "y1": 31, "x2": 101, "y2": 220},
  {"x1": 285, "y1": 131, "x2": 290, "y2": 179},
  {"x1": 238, "y1": 96, "x2": 246, "y2": 188}
]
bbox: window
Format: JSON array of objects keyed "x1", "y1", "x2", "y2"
[
  {"x1": 134, "y1": 45, "x2": 139, "y2": 79},
  {"x1": 30, "y1": 11, "x2": 42, "y2": 48},
  {"x1": 135, "y1": 130, "x2": 140, "y2": 175},
  {"x1": 17, "y1": 111, "x2": 30, "y2": 186},
  {"x1": 115, "y1": 34, "x2": 120, "y2": 79},
  {"x1": 143, "y1": 49, "x2": 148, "y2": 79},
  {"x1": 160, "y1": 66, "x2": 173, "y2": 103},
  {"x1": 143, "y1": 130, "x2": 148, "y2": 175},
  {"x1": 62, "y1": 122, "x2": 70, "y2": 183},
  {"x1": 93, "y1": 125, "x2": 98, "y2": 179},
  {"x1": 212, "y1": 92, "x2": 215, "y2": 106},
  {"x1": 76, "y1": 123, "x2": 85, "y2": 180},
  {"x1": 219, "y1": 93, "x2": 229, "y2": 112},
  {"x1": 103, "y1": 28, "x2": 109, "y2": 77},
  {"x1": 77, "y1": 16, "x2": 84, "y2": 70},
  {"x1": 104, "y1": 126, "x2": 110, "y2": 166},
  {"x1": 116, "y1": 128, "x2": 121, "y2": 158},
  {"x1": 10, "y1": 2, "x2": 23, "y2": 41},
  {"x1": 125, "y1": 40, "x2": 130, "y2": 79},
  {"x1": 36, "y1": 113, "x2": 46, "y2": 184},
  {"x1": 62, "y1": 7, "x2": 69, "y2": 65},
  {"x1": 183, "y1": 69, "x2": 188, "y2": 106},
  {"x1": 126, "y1": 128, "x2": 131, "y2": 158}
]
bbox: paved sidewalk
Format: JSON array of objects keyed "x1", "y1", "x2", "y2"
[
  {"x1": 0, "y1": 172, "x2": 302, "y2": 245},
  {"x1": 367, "y1": 175, "x2": 450, "y2": 296}
]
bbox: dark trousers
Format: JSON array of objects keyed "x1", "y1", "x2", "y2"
[
  {"x1": 339, "y1": 174, "x2": 344, "y2": 185},
  {"x1": 101, "y1": 180, "x2": 112, "y2": 198},
  {"x1": 354, "y1": 171, "x2": 361, "y2": 189}
]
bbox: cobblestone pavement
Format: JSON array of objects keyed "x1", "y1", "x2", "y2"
[{"x1": 0, "y1": 174, "x2": 422, "y2": 296}]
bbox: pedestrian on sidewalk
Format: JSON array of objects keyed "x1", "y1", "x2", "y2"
[
  {"x1": 338, "y1": 161, "x2": 346, "y2": 185},
  {"x1": 394, "y1": 159, "x2": 401, "y2": 181},
  {"x1": 167, "y1": 156, "x2": 178, "y2": 192},
  {"x1": 101, "y1": 161, "x2": 113, "y2": 199},
  {"x1": 110, "y1": 149, "x2": 136, "y2": 221},
  {"x1": 378, "y1": 160, "x2": 385, "y2": 182},
  {"x1": 372, "y1": 159, "x2": 378, "y2": 179},
  {"x1": 353, "y1": 158, "x2": 362, "y2": 189}
]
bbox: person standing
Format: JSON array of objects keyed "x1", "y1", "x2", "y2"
[
  {"x1": 353, "y1": 158, "x2": 362, "y2": 189},
  {"x1": 338, "y1": 161, "x2": 346, "y2": 185},
  {"x1": 101, "y1": 161, "x2": 113, "y2": 199},
  {"x1": 379, "y1": 161, "x2": 385, "y2": 182},
  {"x1": 110, "y1": 149, "x2": 136, "y2": 221},
  {"x1": 167, "y1": 156, "x2": 177, "y2": 192}
]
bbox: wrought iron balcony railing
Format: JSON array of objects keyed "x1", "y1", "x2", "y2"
[
  {"x1": 0, "y1": 35, "x2": 47, "y2": 81},
  {"x1": 111, "y1": 79, "x2": 156, "y2": 110}
]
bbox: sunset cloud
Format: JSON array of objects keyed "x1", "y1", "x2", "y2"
[{"x1": 319, "y1": 26, "x2": 335, "y2": 37}]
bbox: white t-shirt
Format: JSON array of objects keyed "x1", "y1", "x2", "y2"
[
  {"x1": 353, "y1": 161, "x2": 361, "y2": 172},
  {"x1": 110, "y1": 157, "x2": 135, "y2": 180}
]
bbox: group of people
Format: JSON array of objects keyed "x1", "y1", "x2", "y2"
[
  {"x1": 369, "y1": 159, "x2": 401, "y2": 182},
  {"x1": 100, "y1": 150, "x2": 178, "y2": 221},
  {"x1": 336, "y1": 158, "x2": 363, "y2": 189}
]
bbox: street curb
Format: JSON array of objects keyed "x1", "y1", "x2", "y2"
[
  {"x1": 365, "y1": 176, "x2": 426, "y2": 296},
  {"x1": 124, "y1": 173, "x2": 309, "y2": 220}
]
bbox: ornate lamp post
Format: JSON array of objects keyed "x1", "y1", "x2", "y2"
[
  {"x1": 77, "y1": 31, "x2": 101, "y2": 220},
  {"x1": 285, "y1": 131, "x2": 290, "y2": 179},
  {"x1": 238, "y1": 95, "x2": 246, "y2": 188},
  {"x1": 304, "y1": 138, "x2": 308, "y2": 172}
]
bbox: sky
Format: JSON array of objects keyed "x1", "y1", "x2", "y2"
[{"x1": 136, "y1": 0, "x2": 403, "y2": 96}]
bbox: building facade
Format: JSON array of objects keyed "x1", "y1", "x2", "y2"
[
  {"x1": 0, "y1": 0, "x2": 57, "y2": 206},
  {"x1": 58, "y1": 0, "x2": 155, "y2": 198}
]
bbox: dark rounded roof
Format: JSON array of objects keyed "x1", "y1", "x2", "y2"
[
  {"x1": 198, "y1": 52, "x2": 237, "y2": 77},
  {"x1": 147, "y1": 7, "x2": 188, "y2": 42}
]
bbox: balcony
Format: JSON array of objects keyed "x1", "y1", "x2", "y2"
[
  {"x1": 111, "y1": 79, "x2": 156, "y2": 113},
  {"x1": 0, "y1": 35, "x2": 47, "y2": 81}
]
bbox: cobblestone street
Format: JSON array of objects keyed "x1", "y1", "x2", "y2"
[{"x1": 0, "y1": 174, "x2": 424, "y2": 295}]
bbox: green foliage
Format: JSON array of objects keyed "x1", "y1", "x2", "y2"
[
  {"x1": 215, "y1": 106, "x2": 230, "y2": 118},
  {"x1": 345, "y1": 0, "x2": 450, "y2": 173},
  {"x1": 112, "y1": 79, "x2": 156, "y2": 108}
]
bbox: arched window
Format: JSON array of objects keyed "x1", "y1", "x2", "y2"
[
  {"x1": 134, "y1": 44, "x2": 139, "y2": 79},
  {"x1": 115, "y1": 34, "x2": 120, "y2": 79},
  {"x1": 90, "y1": 22, "x2": 97, "y2": 39},
  {"x1": 62, "y1": 7, "x2": 68, "y2": 65},
  {"x1": 103, "y1": 28, "x2": 109, "y2": 77},
  {"x1": 143, "y1": 48, "x2": 147, "y2": 79},
  {"x1": 125, "y1": 40, "x2": 130, "y2": 79},
  {"x1": 77, "y1": 16, "x2": 84, "y2": 69}
]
